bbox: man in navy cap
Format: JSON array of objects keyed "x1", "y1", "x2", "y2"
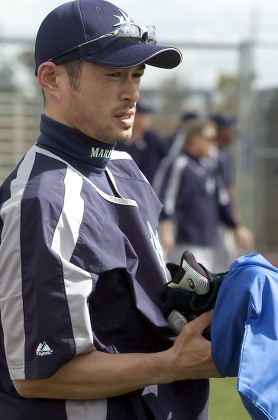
[
  {"x1": 210, "y1": 113, "x2": 236, "y2": 188},
  {"x1": 0, "y1": 1, "x2": 219, "y2": 419},
  {"x1": 209, "y1": 113, "x2": 254, "y2": 271},
  {"x1": 153, "y1": 111, "x2": 202, "y2": 195},
  {"x1": 116, "y1": 99, "x2": 167, "y2": 184},
  {"x1": 165, "y1": 111, "x2": 202, "y2": 159}
]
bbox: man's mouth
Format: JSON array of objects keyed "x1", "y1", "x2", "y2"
[{"x1": 115, "y1": 110, "x2": 135, "y2": 126}]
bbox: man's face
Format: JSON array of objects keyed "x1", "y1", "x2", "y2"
[
  {"x1": 131, "y1": 112, "x2": 152, "y2": 140},
  {"x1": 59, "y1": 61, "x2": 145, "y2": 144},
  {"x1": 219, "y1": 126, "x2": 235, "y2": 146},
  {"x1": 200, "y1": 125, "x2": 217, "y2": 157}
]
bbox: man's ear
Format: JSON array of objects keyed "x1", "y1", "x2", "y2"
[{"x1": 37, "y1": 62, "x2": 62, "y2": 99}]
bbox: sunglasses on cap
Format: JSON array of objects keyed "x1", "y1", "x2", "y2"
[{"x1": 48, "y1": 22, "x2": 157, "y2": 62}]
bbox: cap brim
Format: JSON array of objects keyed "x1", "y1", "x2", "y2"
[{"x1": 83, "y1": 42, "x2": 182, "y2": 69}]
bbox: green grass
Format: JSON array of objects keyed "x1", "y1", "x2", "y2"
[{"x1": 209, "y1": 378, "x2": 250, "y2": 419}]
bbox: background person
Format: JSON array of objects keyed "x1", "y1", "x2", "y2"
[
  {"x1": 116, "y1": 99, "x2": 167, "y2": 184},
  {"x1": 209, "y1": 113, "x2": 254, "y2": 271},
  {"x1": 158, "y1": 119, "x2": 240, "y2": 271},
  {"x1": 153, "y1": 111, "x2": 202, "y2": 195},
  {"x1": 164, "y1": 111, "x2": 203, "y2": 159}
]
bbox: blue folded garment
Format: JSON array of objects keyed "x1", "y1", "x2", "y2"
[{"x1": 211, "y1": 253, "x2": 278, "y2": 420}]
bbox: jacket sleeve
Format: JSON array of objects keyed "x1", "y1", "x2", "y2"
[
  {"x1": 159, "y1": 156, "x2": 188, "y2": 220},
  {"x1": 0, "y1": 160, "x2": 95, "y2": 381}
]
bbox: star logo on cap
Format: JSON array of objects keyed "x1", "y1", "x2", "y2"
[
  {"x1": 113, "y1": 9, "x2": 138, "y2": 36},
  {"x1": 113, "y1": 9, "x2": 133, "y2": 27}
]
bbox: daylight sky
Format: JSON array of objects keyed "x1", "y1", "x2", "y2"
[{"x1": 2, "y1": 0, "x2": 278, "y2": 90}]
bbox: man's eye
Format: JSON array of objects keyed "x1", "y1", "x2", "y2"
[
  {"x1": 106, "y1": 71, "x2": 121, "y2": 77},
  {"x1": 107, "y1": 72, "x2": 121, "y2": 77},
  {"x1": 133, "y1": 73, "x2": 144, "y2": 78}
]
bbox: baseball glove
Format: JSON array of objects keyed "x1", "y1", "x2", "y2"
[{"x1": 158, "y1": 250, "x2": 227, "y2": 339}]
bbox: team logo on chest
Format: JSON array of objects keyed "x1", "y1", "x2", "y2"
[{"x1": 147, "y1": 222, "x2": 167, "y2": 278}]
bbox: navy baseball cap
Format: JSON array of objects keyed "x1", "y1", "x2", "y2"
[
  {"x1": 34, "y1": 0, "x2": 182, "y2": 75},
  {"x1": 181, "y1": 111, "x2": 201, "y2": 122},
  {"x1": 136, "y1": 99, "x2": 153, "y2": 114},
  {"x1": 210, "y1": 114, "x2": 235, "y2": 128}
]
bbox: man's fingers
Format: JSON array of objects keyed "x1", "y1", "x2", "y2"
[{"x1": 187, "y1": 310, "x2": 213, "y2": 334}]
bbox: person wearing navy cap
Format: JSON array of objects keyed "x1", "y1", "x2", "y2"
[
  {"x1": 0, "y1": 1, "x2": 219, "y2": 419},
  {"x1": 209, "y1": 113, "x2": 254, "y2": 272},
  {"x1": 209, "y1": 113, "x2": 236, "y2": 188},
  {"x1": 165, "y1": 111, "x2": 202, "y2": 159},
  {"x1": 153, "y1": 111, "x2": 202, "y2": 195},
  {"x1": 116, "y1": 99, "x2": 167, "y2": 184}
]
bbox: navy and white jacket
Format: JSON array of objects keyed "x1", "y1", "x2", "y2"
[
  {"x1": 157, "y1": 152, "x2": 237, "y2": 246},
  {"x1": 0, "y1": 115, "x2": 209, "y2": 420},
  {"x1": 115, "y1": 130, "x2": 167, "y2": 185}
]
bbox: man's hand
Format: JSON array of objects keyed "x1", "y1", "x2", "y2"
[
  {"x1": 161, "y1": 311, "x2": 221, "y2": 382},
  {"x1": 235, "y1": 225, "x2": 254, "y2": 250},
  {"x1": 158, "y1": 219, "x2": 175, "y2": 257}
]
